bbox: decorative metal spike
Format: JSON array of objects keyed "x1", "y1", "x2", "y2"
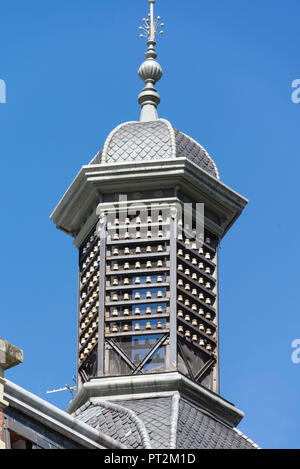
[{"x1": 138, "y1": 0, "x2": 165, "y2": 121}]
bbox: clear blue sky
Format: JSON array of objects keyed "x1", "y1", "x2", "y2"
[{"x1": 1, "y1": 0, "x2": 299, "y2": 450}]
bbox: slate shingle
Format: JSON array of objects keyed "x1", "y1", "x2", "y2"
[
  {"x1": 89, "y1": 120, "x2": 219, "y2": 179},
  {"x1": 74, "y1": 397, "x2": 258, "y2": 450},
  {"x1": 176, "y1": 399, "x2": 257, "y2": 450}
]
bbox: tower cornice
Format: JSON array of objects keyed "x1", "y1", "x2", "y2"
[
  {"x1": 67, "y1": 372, "x2": 244, "y2": 428},
  {"x1": 50, "y1": 158, "x2": 248, "y2": 243}
]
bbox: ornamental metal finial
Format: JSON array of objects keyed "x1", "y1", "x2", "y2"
[{"x1": 138, "y1": 0, "x2": 165, "y2": 122}]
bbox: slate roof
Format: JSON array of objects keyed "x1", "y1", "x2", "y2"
[
  {"x1": 74, "y1": 396, "x2": 259, "y2": 450},
  {"x1": 177, "y1": 399, "x2": 257, "y2": 450},
  {"x1": 73, "y1": 401, "x2": 143, "y2": 449},
  {"x1": 117, "y1": 397, "x2": 173, "y2": 449},
  {"x1": 89, "y1": 119, "x2": 220, "y2": 180}
]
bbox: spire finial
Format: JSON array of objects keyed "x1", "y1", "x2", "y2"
[{"x1": 138, "y1": 0, "x2": 165, "y2": 122}]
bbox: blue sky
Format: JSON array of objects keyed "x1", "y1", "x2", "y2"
[{"x1": 0, "y1": 0, "x2": 300, "y2": 449}]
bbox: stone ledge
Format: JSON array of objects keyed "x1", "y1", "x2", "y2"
[
  {"x1": 67, "y1": 372, "x2": 244, "y2": 428},
  {"x1": 50, "y1": 159, "x2": 248, "y2": 240},
  {"x1": 0, "y1": 339, "x2": 23, "y2": 371}
]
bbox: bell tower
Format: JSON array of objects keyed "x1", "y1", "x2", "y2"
[
  {"x1": 50, "y1": 1, "x2": 254, "y2": 449},
  {"x1": 75, "y1": 192, "x2": 224, "y2": 391}
]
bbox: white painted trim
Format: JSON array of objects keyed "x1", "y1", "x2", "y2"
[
  {"x1": 51, "y1": 158, "x2": 247, "y2": 240},
  {"x1": 67, "y1": 372, "x2": 244, "y2": 428},
  {"x1": 4, "y1": 380, "x2": 125, "y2": 449}
]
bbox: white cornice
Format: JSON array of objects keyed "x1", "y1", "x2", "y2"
[
  {"x1": 50, "y1": 158, "x2": 247, "y2": 242},
  {"x1": 67, "y1": 372, "x2": 244, "y2": 428}
]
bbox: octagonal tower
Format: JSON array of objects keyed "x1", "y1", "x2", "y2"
[{"x1": 50, "y1": 0, "x2": 257, "y2": 450}]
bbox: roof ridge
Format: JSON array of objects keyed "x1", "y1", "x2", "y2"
[
  {"x1": 169, "y1": 394, "x2": 180, "y2": 449},
  {"x1": 90, "y1": 399, "x2": 153, "y2": 449},
  {"x1": 158, "y1": 118, "x2": 177, "y2": 159},
  {"x1": 233, "y1": 427, "x2": 261, "y2": 449}
]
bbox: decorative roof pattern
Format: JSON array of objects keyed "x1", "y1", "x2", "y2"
[
  {"x1": 103, "y1": 119, "x2": 174, "y2": 163},
  {"x1": 74, "y1": 401, "x2": 143, "y2": 449},
  {"x1": 89, "y1": 119, "x2": 219, "y2": 179},
  {"x1": 117, "y1": 398, "x2": 173, "y2": 449},
  {"x1": 174, "y1": 129, "x2": 220, "y2": 179},
  {"x1": 74, "y1": 396, "x2": 259, "y2": 450}
]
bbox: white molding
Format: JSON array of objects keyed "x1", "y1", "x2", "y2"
[
  {"x1": 67, "y1": 372, "x2": 244, "y2": 428},
  {"x1": 4, "y1": 380, "x2": 126, "y2": 449},
  {"x1": 51, "y1": 159, "x2": 247, "y2": 241}
]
